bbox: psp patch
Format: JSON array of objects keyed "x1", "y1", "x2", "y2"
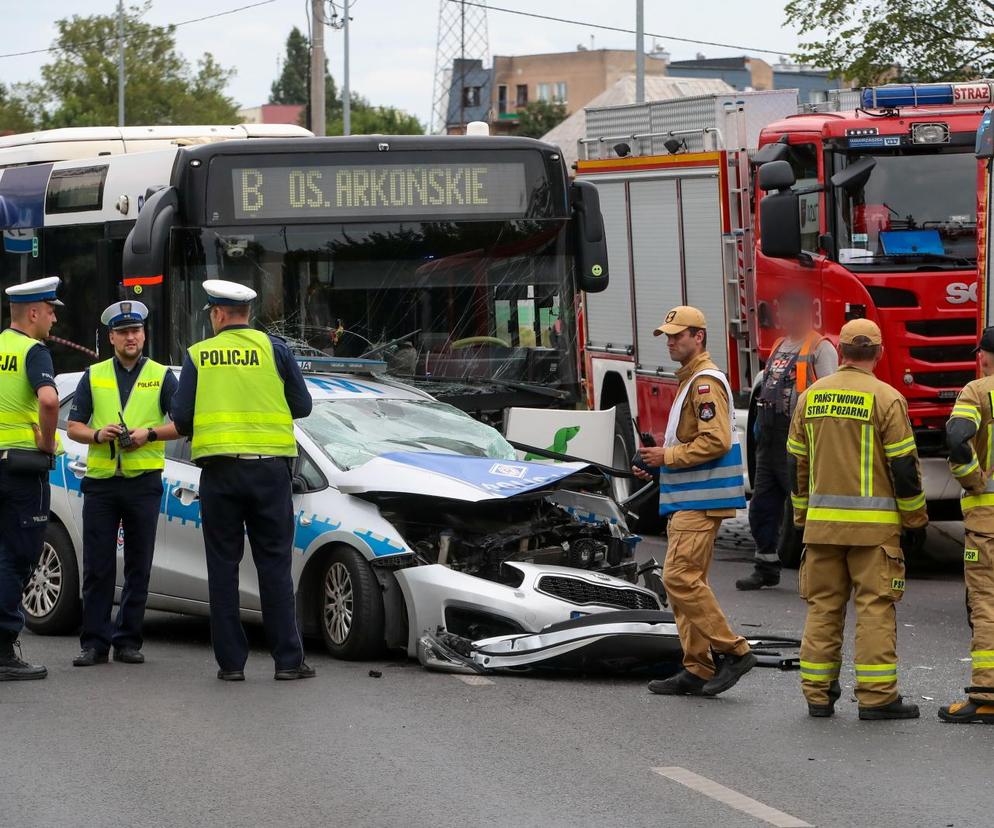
[
  {"x1": 891, "y1": 578, "x2": 906, "y2": 592},
  {"x1": 965, "y1": 547, "x2": 980, "y2": 563},
  {"x1": 698, "y1": 402, "x2": 716, "y2": 421}
]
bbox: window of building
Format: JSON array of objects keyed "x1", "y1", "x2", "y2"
[
  {"x1": 516, "y1": 84, "x2": 528, "y2": 107},
  {"x1": 554, "y1": 81, "x2": 567, "y2": 103},
  {"x1": 497, "y1": 84, "x2": 508, "y2": 114},
  {"x1": 537, "y1": 83, "x2": 551, "y2": 102},
  {"x1": 462, "y1": 86, "x2": 481, "y2": 108}
]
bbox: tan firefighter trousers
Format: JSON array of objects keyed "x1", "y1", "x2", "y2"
[
  {"x1": 964, "y1": 530, "x2": 994, "y2": 702},
  {"x1": 799, "y1": 537, "x2": 905, "y2": 707},
  {"x1": 663, "y1": 510, "x2": 750, "y2": 679}
]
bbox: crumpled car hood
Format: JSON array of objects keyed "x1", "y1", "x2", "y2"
[{"x1": 334, "y1": 451, "x2": 589, "y2": 501}]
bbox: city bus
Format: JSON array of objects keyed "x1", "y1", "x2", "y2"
[{"x1": 0, "y1": 127, "x2": 609, "y2": 424}]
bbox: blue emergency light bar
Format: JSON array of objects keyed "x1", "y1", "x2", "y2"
[
  {"x1": 862, "y1": 81, "x2": 994, "y2": 109},
  {"x1": 292, "y1": 355, "x2": 387, "y2": 374}
]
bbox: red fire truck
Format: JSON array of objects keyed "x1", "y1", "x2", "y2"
[{"x1": 576, "y1": 83, "x2": 989, "y2": 529}]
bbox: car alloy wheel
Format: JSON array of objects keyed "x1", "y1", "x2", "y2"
[
  {"x1": 324, "y1": 561, "x2": 354, "y2": 644},
  {"x1": 23, "y1": 542, "x2": 62, "y2": 619}
]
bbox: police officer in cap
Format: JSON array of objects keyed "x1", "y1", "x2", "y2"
[
  {"x1": 0, "y1": 277, "x2": 62, "y2": 680},
  {"x1": 171, "y1": 280, "x2": 314, "y2": 681},
  {"x1": 67, "y1": 301, "x2": 179, "y2": 667}
]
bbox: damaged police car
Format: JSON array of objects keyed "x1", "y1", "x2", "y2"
[{"x1": 26, "y1": 363, "x2": 662, "y2": 659}]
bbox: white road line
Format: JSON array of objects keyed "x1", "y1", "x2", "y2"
[
  {"x1": 651, "y1": 767, "x2": 813, "y2": 828},
  {"x1": 452, "y1": 674, "x2": 495, "y2": 686}
]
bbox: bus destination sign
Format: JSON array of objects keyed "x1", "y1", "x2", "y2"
[{"x1": 230, "y1": 162, "x2": 528, "y2": 220}]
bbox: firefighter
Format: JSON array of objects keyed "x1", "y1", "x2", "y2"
[
  {"x1": 939, "y1": 326, "x2": 994, "y2": 723},
  {"x1": 789, "y1": 318, "x2": 926, "y2": 720},
  {"x1": 633, "y1": 306, "x2": 756, "y2": 697},
  {"x1": 738, "y1": 291, "x2": 837, "y2": 590}
]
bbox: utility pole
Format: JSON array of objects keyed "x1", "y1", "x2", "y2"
[
  {"x1": 635, "y1": 0, "x2": 644, "y2": 104},
  {"x1": 310, "y1": 0, "x2": 326, "y2": 136},
  {"x1": 117, "y1": 0, "x2": 125, "y2": 126},
  {"x1": 459, "y1": 0, "x2": 465, "y2": 131},
  {"x1": 343, "y1": 0, "x2": 351, "y2": 135}
]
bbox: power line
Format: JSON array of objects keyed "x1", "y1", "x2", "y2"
[
  {"x1": 449, "y1": 0, "x2": 791, "y2": 57},
  {"x1": 0, "y1": 0, "x2": 281, "y2": 60}
]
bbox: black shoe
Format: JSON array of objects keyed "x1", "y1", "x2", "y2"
[
  {"x1": 648, "y1": 669, "x2": 708, "y2": 696},
  {"x1": 807, "y1": 680, "x2": 842, "y2": 718},
  {"x1": 938, "y1": 698, "x2": 994, "y2": 724},
  {"x1": 113, "y1": 647, "x2": 144, "y2": 664},
  {"x1": 72, "y1": 648, "x2": 109, "y2": 667},
  {"x1": 275, "y1": 661, "x2": 316, "y2": 681},
  {"x1": 217, "y1": 669, "x2": 245, "y2": 681},
  {"x1": 0, "y1": 642, "x2": 48, "y2": 681},
  {"x1": 703, "y1": 651, "x2": 758, "y2": 696},
  {"x1": 735, "y1": 569, "x2": 780, "y2": 591},
  {"x1": 858, "y1": 696, "x2": 920, "y2": 720}
]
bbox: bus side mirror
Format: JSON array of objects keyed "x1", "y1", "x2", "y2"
[
  {"x1": 571, "y1": 179, "x2": 609, "y2": 293},
  {"x1": 123, "y1": 186, "x2": 178, "y2": 278}
]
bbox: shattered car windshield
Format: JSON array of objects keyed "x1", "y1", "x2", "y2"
[{"x1": 297, "y1": 398, "x2": 516, "y2": 469}]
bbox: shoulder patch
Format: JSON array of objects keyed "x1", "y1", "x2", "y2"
[
  {"x1": 698, "y1": 401, "x2": 716, "y2": 421},
  {"x1": 697, "y1": 383, "x2": 710, "y2": 395}
]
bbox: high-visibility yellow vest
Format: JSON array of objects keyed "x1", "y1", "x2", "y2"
[
  {"x1": 85, "y1": 358, "x2": 168, "y2": 479},
  {"x1": 0, "y1": 328, "x2": 48, "y2": 451},
  {"x1": 188, "y1": 328, "x2": 296, "y2": 461}
]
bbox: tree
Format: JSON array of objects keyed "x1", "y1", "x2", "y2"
[
  {"x1": 0, "y1": 84, "x2": 35, "y2": 134},
  {"x1": 328, "y1": 95, "x2": 423, "y2": 135},
  {"x1": 785, "y1": 0, "x2": 994, "y2": 85},
  {"x1": 31, "y1": 2, "x2": 239, "y2": 128},
  {"x1": 515, "y1": 100, "x2": 568, "y2": 139}
]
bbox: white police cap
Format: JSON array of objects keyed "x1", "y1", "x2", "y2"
[
  {"x1": 202, "y1": 279, "x2": 257, "y2": 311},
  {"x1": 5, "y1": 276, "x2": 64, "y2": 306},
  {"x1": 100, "y1": 300, "x2": 149, "y2": 330}
]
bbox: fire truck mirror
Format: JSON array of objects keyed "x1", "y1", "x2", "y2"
[
  {"x1": 571, "y1": 180, "x2": 610, "y2": 294},
  {"x1": 758, "y1": 160, "x2": 796, "y2": 192},
  {"x1": 123, "y1": 185, "x2": 178, "y2": 278},
  {"x1": 759, "y1": 190, "x2": 802, "y2": 259},
  {"x1": 830, "y1": 156, "x2": 876, "y2": 194}
]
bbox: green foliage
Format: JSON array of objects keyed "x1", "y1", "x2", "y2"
[
  {"x1": 785, "y1": 0, "x2": 994, "y2": 85},
  {"x1": 515, "y1": 100, "x2": 568, "y2": 139},
  {"x1": 31, "y1": 2, "x2": 239, "y2": 128},
  {"x1": 328, "y1": 95, "x2": 423, "y2": 135},
  {"x1": 0, "y1": 84, "x2": 36, "y2": 134}
]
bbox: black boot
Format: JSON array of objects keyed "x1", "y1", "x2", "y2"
[
  {"x1": 648, "y1": 669, "x2": 708, "y2": 696},
  {"x1": 808, "y1": 680, "x2": 842, "y2": 718},
  {"x1": 736, "y1": 568, "x2": 780, "y2": 590},
  {"x1": 275, "y1": 661, "x2": 316, "y2": 681},
  {"x1": 703, "y1": 651, "x2": 758, "y2": 696},
  {"x1": 0, "y1": 640, "x2": 48, "y2": 681},
  {"x1": 72, "y1": 648, "x2": 109, "y2": 667},
  {"x1": 858, "y1": 696, "x2": 920, "y2": 720}
]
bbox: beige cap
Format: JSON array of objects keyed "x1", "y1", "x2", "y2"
[
  {"x1": 838, "y1": 318, "x2": 882, "y2": 345},
  {"x1": 654, "y1": 305, "x2": 707, "y2": 337}
]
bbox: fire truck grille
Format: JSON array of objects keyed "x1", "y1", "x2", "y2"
[
  {"x1": 906, "y1": 319, "x2": 977, "y2": 338},
  {"x1": 536, "y1": 575, "x2": 660, "y2": 610},
  {"x1": 914, "y1": 370, "x2": 976, "y2": 389},
  {"x1": 909, "y1": 345, "x2": 976, "y2": 362}
]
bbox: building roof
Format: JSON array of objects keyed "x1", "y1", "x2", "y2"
[
  {"x1": 541, "y1": 74, "x2": 734, "y2": 169},
  {"x1": 668, "y1": 56, "x2": 750, "y2": 70}
]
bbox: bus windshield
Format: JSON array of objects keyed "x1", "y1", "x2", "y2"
[
  {"x1": 168, "y1": 219, "x2": 577, "y2": 406},
  {"x1": 833, "y1": 147, "x2": 978, "y2": 268}
]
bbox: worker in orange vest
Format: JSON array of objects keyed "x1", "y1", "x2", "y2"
[{"x1": 737, "y1": 291, "x2": 837, "y2": 590}]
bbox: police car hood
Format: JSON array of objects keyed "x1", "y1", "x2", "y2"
[{"x1": 335, "y1": 452, "x2": 590, "y2": 502}]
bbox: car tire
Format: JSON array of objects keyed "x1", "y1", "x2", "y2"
[
  {"x1": 318, "y1": 546, "x2": 384, "y2": 660},
  {"x1": 23, "y1": 521, "x2": 81, "y2": 636}
]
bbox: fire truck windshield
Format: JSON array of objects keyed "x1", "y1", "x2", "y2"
[{"x1": 833, "y1": 148, "x2": 977, "y2": 269}]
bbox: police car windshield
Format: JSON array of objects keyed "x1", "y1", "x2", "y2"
[
  {"x1": 834, "y1": 148, "x2": 977, "y2": 269},
  {"x1": 297, "y1": 398, "x2": 516, "y2": 470}
]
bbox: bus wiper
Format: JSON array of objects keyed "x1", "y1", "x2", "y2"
[
  {"x1": 359, "y1": 329, "x2": 421, "y2": 359},
  {"x1": 413, "y1": 374, "x2": 570, "y2": 400}
]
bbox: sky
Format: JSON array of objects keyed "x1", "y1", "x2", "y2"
[{"x1": 0, "y1": 0, "x2": 813, "y2": 128}]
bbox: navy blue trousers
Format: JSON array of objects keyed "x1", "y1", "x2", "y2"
[
  {"x1": 199, "y1": 457, "x2": 303, "y2": 672},
  {"x1": 747, "y1": 412, "x2": 791, "y2": 574},
  {"x1": 80, "y1": 472, "x2": 163, "y2": 653},
  {"x1": 0, "y1": 463, "x2": 50, "y2": 645}
]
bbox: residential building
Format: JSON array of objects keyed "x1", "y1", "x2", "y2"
[
  {"x1": 237, "y1": 103, "x2": 305, "y2": 126},
  {"x1": 444, "y1": 58, "x2": 492, "y2": 134}
]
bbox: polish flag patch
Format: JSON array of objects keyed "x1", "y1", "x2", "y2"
[{"x1": 697, "y1": 384, "x2": 710, "y2": 394}]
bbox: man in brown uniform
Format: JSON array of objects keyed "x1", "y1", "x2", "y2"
[
  {"x1": 789, "y1": 318, "x2": 926, "y2": 720},
  {"x1": 633, "y1": 306, "x2": 756, "y2": 697},
  {"x1": 939, "y1": 326, "x2": 994, "y2": 723}
]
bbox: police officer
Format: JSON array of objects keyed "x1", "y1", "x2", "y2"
[
  {"x1": 738, "y1": 291, "x2": 837, "y2": 590},
  {"x1": 788, "y1": 319, "x2": 926, "y2": 720},
  {"x1": 939, "y1": 326, "x2": 994, "y2": 723},
  {"x1": 66, "y1": 301, "x2": 179, "y2": 667},
  {"x1": 0, "y1": 277, "x2": 63, "y2": 681},
  {"x1": 633, "y1": 306, "x2": 756, "y2": 697},
  {"x1": 171, "y1": 280, "x2": 314, "y2": 681}
]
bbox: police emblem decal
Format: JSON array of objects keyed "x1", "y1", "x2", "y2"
[{"x1": 698, "y1": 402, "x2": 716, "y2": 421}]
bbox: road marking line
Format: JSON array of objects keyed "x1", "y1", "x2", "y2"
[
  {"x1": 651, "y1": 767, "x2": 813, "y2": 828},
  {"x1": 453, "y1": 674, "x2": 495, "y2": 686}
]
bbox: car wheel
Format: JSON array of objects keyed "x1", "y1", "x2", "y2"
[
  {"x1": 23, "y1": 521, "x2": 81, "y2": 635},
  {"x1": 318, "y1": 546, "x2": 384, "y2": 660}
]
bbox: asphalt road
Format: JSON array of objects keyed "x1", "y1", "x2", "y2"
[{"x1": 2, "y1": 516, "x2": 988, "y2": 828}]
